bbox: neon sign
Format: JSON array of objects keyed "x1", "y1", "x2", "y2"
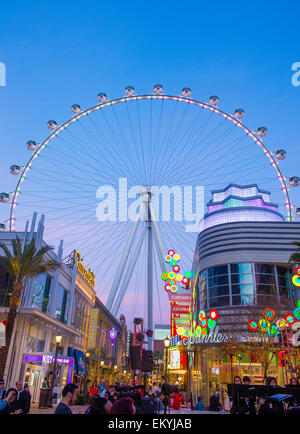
[
  {"x1": 74, "y1": 251, "x2": 95, "y2": 288},
  {"x1": 108, "y1": 327, "x2": 118, "y2": 345},
  {"x1": 292, "y1": 267, "x2": 300, "y2": 287},
  {"x1": 161, "y1": 249, "x2": 191, "y2": 293}
]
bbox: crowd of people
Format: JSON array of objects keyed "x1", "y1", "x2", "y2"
[
  {"x1": 54, "y1": 379, "x2": 192, "y2": 414},
  {"x1": 0, "y1": 378, "x2": 31, "y2": 414},
  {"x1": 1, "y1": 374, "x2": 299, "y2": 415},
  {"x1": 209, "y1": 375, "x2": 300, "y2": 414}
]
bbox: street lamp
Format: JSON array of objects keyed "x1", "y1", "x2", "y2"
[
  {"x1": 48, "y1": 335, "x2": 62, "y2": 407},
  {"x1": 164, "y1": 337, "x2": 170, "y2": 382},
  {"x1": 84, "y1": 352, "x2": 90, "y2": 397}
]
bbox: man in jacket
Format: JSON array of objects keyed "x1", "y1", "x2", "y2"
[{"x1": 10, "y1": 381, "x2": 30, "y2": 414}]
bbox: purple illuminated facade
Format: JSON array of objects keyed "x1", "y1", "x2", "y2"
[
  {"x1": 201, "y1": 184, "x2": 284, "y2": 232},
  {"x1": 24, "y1": 354, "x2": 74, "y2": 384}
]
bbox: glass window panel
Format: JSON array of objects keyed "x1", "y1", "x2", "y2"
[
  {"x1": 54, "y1": 284, "x2": 70, "y2": 323},
  {"x1": 231, "y1": 284, "x2": 255, "y2": 295},
  {"x1": 32, "y1": 274, "x2": 52, "y2": 313},
  {"x1": 256, "y1": 283, "x2": 277, "y2": 294},
  {"x1": 255, "y1": 273, "x2": 276, "y2": 286},
  {"x1": 209, "y1": 295, "x2": 230, "y2": 307},
  {"x1": 208, "y1": 266, "x2": 228, "y2": 278},
  {"x1": 276, "y1": 266, "x2": 290, "y2": 277},
  {"x1": 255, "y1": 264, "x2": 274, "y2": 275},
  {"x1": 232, "y1": 294, "x2": 255, "y2": 306},
  {"x1": 208, "y1": 275, "x2": 229, "y2": 287},
  {"x1": 231, "y1": 273, "x2": 253, "y2": 285},
  {"x1": 209, "y1": 284, "x2": 229, "y2": 297},
  {"x1": 230, "y1": 263, "x2": 252, "y2": 274}
]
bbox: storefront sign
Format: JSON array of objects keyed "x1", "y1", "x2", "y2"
[
  {"x1": 87, "y1": 309, "x2": 99, "y2": 349},
  {"x1": 74, "y1": 250, "x2": 95, "y2": 288},
  {"x1": 168, "y1": 293, "x2": 192, "y2": 302},
  {"x1": 174, "y1": 318, "x2": 190, "y2": 326},
  {"x1": 292, "y1": 321, "x2": 300, "y2": 347},
  {"x1": 169, "y1": 349, "x2": 180, "y2": 369},
  {"x1": 172, "y1": 306, "x2": 190, "y2": 314},
  {"x1": 182, "y1": 326, "x2": 229, "y2": 346}
]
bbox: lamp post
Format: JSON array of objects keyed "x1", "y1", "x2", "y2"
[
  {"x1": 100, "y1": 360, "x2": 104, "y2": 382},
  {"x1": 164, "y1": 337, "x2": 170, "y2": 382},
  {"x1": 48, "y1": 335, "x2": 62, "y2": 407},
  {"x1": 84, "y1": 352, "x2": 90, "y2": 397},
  {"x1": 163, "y1": 337, "x2": 170, "y2": 415}
]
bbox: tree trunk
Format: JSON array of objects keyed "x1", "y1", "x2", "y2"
[{"x1": 0, "y1": 282, "x2": 23, "y2": 377}]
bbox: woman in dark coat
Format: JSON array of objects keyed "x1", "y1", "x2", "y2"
[{"x1": 209, "y1": 391, "x2": 222, "y2": 411}]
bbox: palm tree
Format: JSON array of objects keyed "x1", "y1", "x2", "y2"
[
  {"x1": 153, "y1": 350, "x2": 164, "y2": 381},
  {"x1": 0, "y1": 236, "x2": 60, "y2": 375},
  {"x1": 289, "y1": 241, "x2": 300, "y2": 263}
]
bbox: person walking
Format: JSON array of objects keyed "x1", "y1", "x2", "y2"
[
  {"x1": 209, "y1": 391, "x2": 222, "y2": 412},
  {"x1": 171, "y1": 390, "x2": 185, "y2": 410},
  {"x1": 110, "y1": 396, "x2": 136, "y2": 414},
  {"x1": 195, "y1": 396, "x2": 204, "y2": 411},
  {"x1": 24, "y1": 384, "x2": 31, "y2": 413},
  {"x1": 152, "y1": 382, "x2": 161, "y2": 395},
  {"x1": 54, "y1": 383, "x2": 79, "y2": 414},
  {"x1": 85, "y1": 396, "x2": 112, "y2": 414},
  {"x1": 0, "y1": 377, "x2": 6, "y2": 402},
  {"x1": 10, "y1": 381, "x2": 30, "y2": 414},
  {"x1": 98, "y1": 378, "x2": 106, "y2": 396},
  {"x1": 100, "y1": 382, "x2": 110, "y2": 398},
  {"x1": 88, "y1": 381, "x2": 99, "y2": 401}
]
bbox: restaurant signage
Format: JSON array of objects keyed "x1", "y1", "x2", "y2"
[
  {"x1": 182, "y1": 326, "x2": 229, "y2": 346},
  {"x1": 74, "y1": 250, "x2": 95, "y2": 288}
]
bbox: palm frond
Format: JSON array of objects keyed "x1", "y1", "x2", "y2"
[{"x1": 0, "y1": 235, "x2": 60, "y2": 284}]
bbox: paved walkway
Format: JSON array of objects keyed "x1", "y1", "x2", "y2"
[
  {"x1": 30, "y1": 403, "x2": 88, "y2": 414},
  {"x1": 30, "y1": 403, "x2": 223, "y2": 415}
]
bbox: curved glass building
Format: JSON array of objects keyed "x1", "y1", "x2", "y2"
[{"x1": 192, "y1": 184, "x2": 299, "y2": 320}]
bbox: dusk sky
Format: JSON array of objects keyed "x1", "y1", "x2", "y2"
[{"x1": 1, "y1": 1, "x2": 299, "y2": 327}]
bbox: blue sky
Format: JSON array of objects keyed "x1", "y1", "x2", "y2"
[{"x1": 1, "y1": 0, "x2": 300, "y2": 325}]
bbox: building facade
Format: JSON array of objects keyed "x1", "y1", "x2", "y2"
[
  {"x1": 171, "y1": 185, "x2": 300, "y2": 405},
  {"x1": 0, "y1": 213, "x2": 122, "y2": 402}
]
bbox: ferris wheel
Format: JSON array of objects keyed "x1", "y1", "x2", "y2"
[{"x1": 1, "y1": 85, "x2": 299, "y2": 348}]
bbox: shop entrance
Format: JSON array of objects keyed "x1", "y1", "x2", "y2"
[{"x1": 24, "y1": 365, "x2": 43, "y2": 403}]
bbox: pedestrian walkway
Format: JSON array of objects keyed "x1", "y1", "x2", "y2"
[
  {"x1": 29, "y1": 403, "x2": 224, "y2": 415},
  {"x1": 30, "y1": 403, "x2": 88, "y2": 414}
]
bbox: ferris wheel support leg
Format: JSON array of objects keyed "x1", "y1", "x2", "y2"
[
  {"x1": 111, "y1": 226, "x2": 147, "y2": 317},
  {"x1": 147, "y1": 215, "x2": 153, "y2": 352},
  {"x1": 106, "y1": 202, "x2": 143, "y2": 311},
  {"x1": 149, "y1": 202, "x2": 168, "y2": 274}
]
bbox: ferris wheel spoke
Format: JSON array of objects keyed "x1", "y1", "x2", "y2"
[
  {"x1": 75, "y1": 118, "x2": 134, "y2": 180},
  {"x1": 97, "y1": 108, "x2": 142, "y2": 180},
  {"x1": 117, "y1": 103, "x2": 145, "y2": 184},
  {"x1": 148, "y1": 99, "x2": 165, "y2": 184},
  {"x1": 41, "y1": 141, "x2": 107, "y2": 181},
  {"x1": 86, "y1": 114, "x2": 138, "y2": 181},
  {"x1": 62, "y1": 128, "x2": 128, "y2": 180}
]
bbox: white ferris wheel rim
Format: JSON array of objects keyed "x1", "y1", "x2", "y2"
[{"x1": 8, "y1": 93, "x2": 293, "y2": 231}]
